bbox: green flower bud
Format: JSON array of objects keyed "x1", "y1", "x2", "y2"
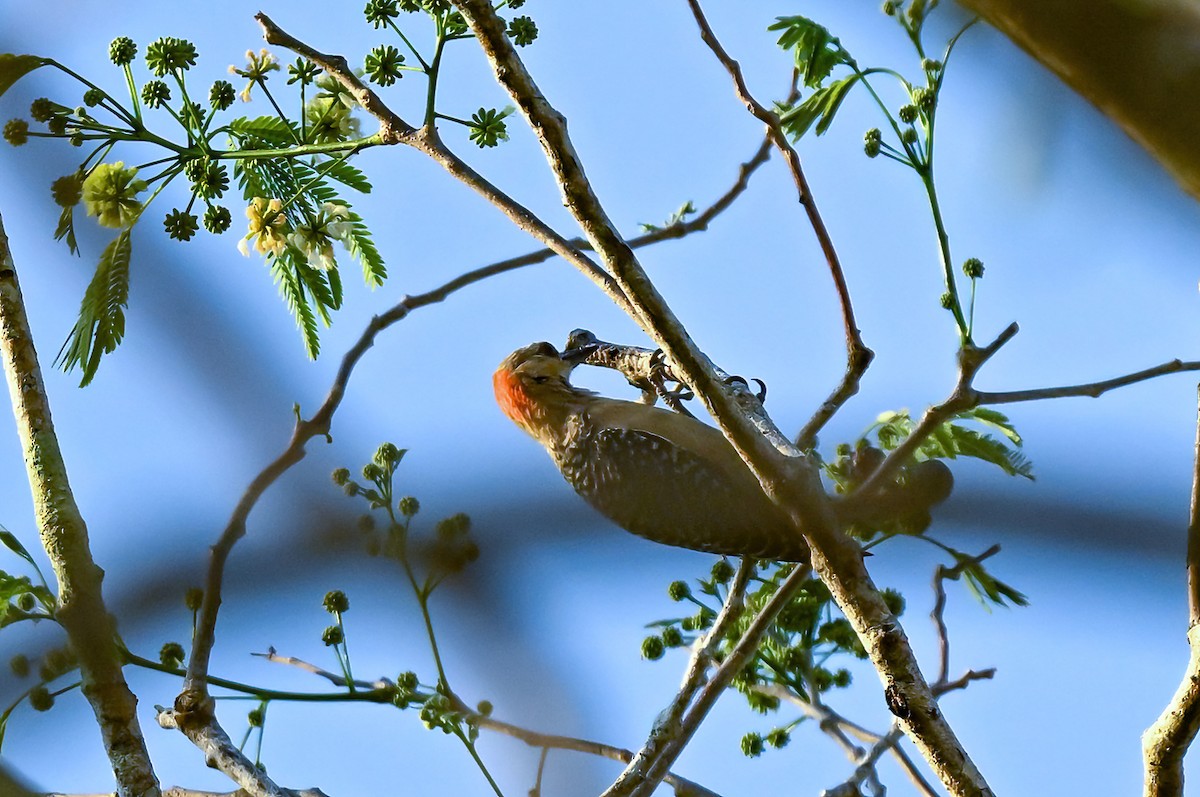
[
  {"x1": 321, "y1": 625, "x2": 344, "y2": 646},
  {"x1": 145, "y1": 37, "x2": 198, "y2": 77},
  {"x1": 711, "y1": 559, "x2": 735, "y2": 584},
  {"x1": 901, "y1": 127, "x2": 918, "y2": 144},
  {"x1": 248, "y1": 706, "x2": 265, "y2": 727},
  {"x1": 159, "y1": 642, "x2": 185, "y2": 668},
  {"x1": 661, "y1": 626, "x2": 684, "y2": 648},
  {"x1": 30, "y1": 98, "x2": 56, "y2": 122},
  {"x1": 912, "y1": 87, "x2": 936, "y2": 112},
  {"x1": 374, "y1": 442, "x2": 401, "y2": 466},
  {"x1": 209, "y1": 80, "x2": 235, "y2": 111},
  {"x1": 939, "y1": 292, "x2": 954, "y2": 310},
  {"x1": 741, "y1": 732, "x2": 764, "y2": 758},
  {"x1": 640, "y1": 635, "x2": 665, "y2": 660},
  {"x1": 343, "y1": 482, "x2": 360, "y2": 497},
  {"x1": 922, "y1": 58, "x2": 942, "y2": 74},
  {"x1": 365, "y1": 44, "x2": 405, "y2": 87},
  {"x1": 323, "y1": 590, "x2": 350, "y2": 614},
  {"x1": 962, "y1": 257, "x2": 985, "y2": 279},
  {"x1": 364, "y1": 0, "x2": 400, "y2": 27},
  {"x1": 362, "y1": 462, "x2": 384, "y2": 482},
  {"x1": 47, "y1": 115, "x2": 68, "y2": 135},
  {"x1": 3, "y1": 119, "x2": 29, "y2": 146},
  {"x1": 163, "y1": 208, "x2": 199, "y2": 242},
  {"x1": 50, "y1": 173, "x2": 83, "y2": 207},
  {"x1": 476, "y1": 700, "x2": 493, "y2": 717},
  {"x1": 398, "y1": 496, "x2": 420, "y2": 517},
  {"x1": 83, "y1": 88, "x2": 105, "y2": 108},
  {"x1": 898, "y1": 104, "x2": 918, "y2": 124},
  {"x1": 507, "y1": 16, "x2": 538, "y2": 47},
  {"x1": 667, "y1": 580, "x2": 690, "y2": 601},
  {"x1": 832, "y1": 668, "x2": 852, "y2": 688},
  {"x1": 863, "y1": 127, "x2": 882, "y2": 158},
  {"x1": 16, "y1": 592, "x2": 35, "y2": 612},
  {"x1": 141, "y1": 80, "x2": 171, "y2": 109},
  {"x1": 11, "y1": 654, "x2": 30, "y2": 678},
  {"x1": 109, "y1": 37, "x2": 138, "y2": 67},
  {"x1": 332, "y1": 467, "x2": 351, "y2": 486},
  {"x1": 68, "y1": 133, "x2": 83, "y2": 147},
  {"x1": 185, "y1": 587, "x2": 204, "y2": 611},
  {"x1": 28, "y1": 685, "x2": 54, "y2": 712},
  {"x1": 203, "y1": 205, "x2": 232, "y2": 234},
  {"x1": 396, "y1": 670, "x2": 419, "y2": 690},
  {"x1": 766, "y1": 728, "x2": 790, "y2": 749}
]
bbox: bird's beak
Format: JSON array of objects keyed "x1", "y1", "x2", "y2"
[{"x1": 559, "y1": 342, "x2": 598, "y2": 366}]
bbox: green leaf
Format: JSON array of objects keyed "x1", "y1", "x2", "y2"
[
  {"x1": 0, "y1": 571, "x2": 33, "y2": 602},
  {"x1": 769, "y1": 16, "x2": 853, "y2": 88},
  {"x1": 343, "y1": 212, "x2": 386, "y2": 287},
  {"x1": 960, "y1": 559, "x2": 1028, "y2": 608},
  {"x1": 321, "y1": 157, "x2": 372, "y2": 194},
  {"x1": 0, "y1": 54, "x2": 46, "y2": 101},
  {"x1": 780, "y1": 75, "x2": 861, "y2": 140},
  {"x1": 269, "y1": 251, "x2": 320, "y2": 359},
  {"x1": 56, "y1": 229, "x2": 132, "y2": 386},
  {"x1": 0, "y1": 529, "x2": 33, "y2": 566},
  {"x1": 54, "y1": 205, "x2": 79, "y2": 256},
  {"x1": 957, "y1": 406, "x2": 1023, "y2": 445}
]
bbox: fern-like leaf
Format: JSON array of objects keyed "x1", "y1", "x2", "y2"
[{"x1": 56, "y1": 229, "x2": 132, "y2": 386}]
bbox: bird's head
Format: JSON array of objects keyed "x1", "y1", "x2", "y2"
[{"x1": 494, "y1": 341, "x2": 595, "y2": 439}]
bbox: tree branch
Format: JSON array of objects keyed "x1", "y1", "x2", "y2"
[
  {"x1": 0, "y1": 212, "x2": 160, "y2": 797},
  {"x1": 448, "y1": 3, "x2": 995, "y2": 794},
  {"x1": 680, "y1": 0, "x2": 873, "y2": 451},
  {"x1": 1142, "y1": 383, "x2": 1200, "y2": 796}
]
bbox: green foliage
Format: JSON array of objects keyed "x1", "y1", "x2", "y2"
[
  {"x1": 769, "y1": 16, "x2": 854, "y2": 88},
  {"x1": 0, "y1": 54, "x2": 46, "y2": 101},
  {"x1": 56, "y1": 229, "x2": 132, "y2": 386},
  {"x1": 866, "y1": 408, "x2": 1034, "y2": 479},
  {"x1": 639, "y1": 200, "x2": 696, "y2": 233}
]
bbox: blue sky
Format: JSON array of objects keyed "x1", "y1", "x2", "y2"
[{"x1": 1, "y1": 2, "x2": 1199, "y2": 795}]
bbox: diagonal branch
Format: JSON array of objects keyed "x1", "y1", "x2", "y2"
[
  {"x1": 0, "y1": 212, "x2": 160, "y2": 797},
  {"x1": 680, "y1": 0, "x2": 873, "y2": 451},
  {"x1": 978, "y1": 359, "x2": 1200, "y2": 405},
  {"x1": 1142, "y1": 383, "x2": 1200, "y2": 796}
]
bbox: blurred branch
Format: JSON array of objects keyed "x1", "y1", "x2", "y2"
[
  {"x1": 46, "y1": 790, "x2": 329, "y2": 797},
  {"x1": 0, "y1": 212, "x2": 159, "y2": 797},
  {"x1": 1142, "y1": 384, "x2": 1200, "y2": 796},
  {"x1": 960, "y1": 0, "x2": 1200, "y2": 201},
  {"x1": 680, "y1": 0, "x2": 873, "y2": 451}
]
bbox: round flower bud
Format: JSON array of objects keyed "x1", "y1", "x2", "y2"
[
  {"x1": 898, "y1": 104, "x2": 918, "y2": 124},
  {"x1": 962, "y1": 257, "x2": 985, "y2": 279},
  {"x1": 398, "y1": 496, "x2": 420, "y2": 517},
  {"x1": 209, "y1": 80, "x2": 235, "y2": 111},
  {"x1": 141, "y1": 80, "x2": 171, "y2": 109},
  {"x1": 323, "y1": 590, "x2": 350, "y2": 614},
  {"x1": 28, "y1": 686, "x2": 54, "y2": 712},
  {"x1": 163, "y1": 209, "x2": 199, "y2": 242},
  {"x1": 640, "y1": 636, "x2": 665, "y2": 660},
  {"x1": 248, "y1": 706, "x2": 265, "y2": 727},
  {"x1": 863, "y1": 127, "x2": 882, "y2": 158},
  {"x1": 667, "y1": 580, "x2": 690, "y2": 601},
  {"x1": 710, "y1": 559, "x2": 735, "y2": 584},
  {"x1": 661, "y1": 626, "x2": 684, "y2": 648},
  {"x1": 159, "y1": 642, "x2": 185, "y2": 668},
  {"x1": 901, "y1": 127, "x2": 918, "y2": 144},
  {"x1": 331, "y1": 467, "x2": 350, "y2": 486},
  {"x1": 741, "y1": 732, "x2": 764, "y2": 758},
  {"x1": 109, "y1": 37, "x2": 138, "y2": 67},
  {"x1": 185, "y1": 587, "x2": 204, "y2": 611},
  {"x1": 476, "y1": 700, "x2": 493, "y2": 717},
  {"x1": 396, "y1": 670, "x2": 419, "y2": 691},
  {"x1": 3, "y1": 119, "x2": 29, "y2": 147},
  {"x1": 203, "y1": 205, "x2": 232, "y2": 234},
  {"x1": 29, "y1": 98, "x2": 55, "y2": 122},
  {"x1": 939, "y1": 292, "x2": 954, "y2": 309},
  {"x1": 321, "y1": 625, "x2": 344, "y2": 646},
  {"x1": 10, "y1": 654, "x2": 30, "y2": 678},
  {"x1": 83, "y1": 89, "x2": 106, "y2": 108}
]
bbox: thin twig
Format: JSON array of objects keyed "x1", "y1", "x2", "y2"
[
  {"x1": 1142, "y1": 383, "x2": 1200, "y2": 796},
  {"x1": 617, "y1": 564, "x2": 814, "y2": 797},
  {"x1": 606, "y1": 560, "x2": 755, "y2": 794},
  {"x1": 979, "y1": 359, "x2": 1200, "y2": 405},
  {"x1": 681, "y1": 0, "x2": 873, "y2": 451},
  {"x1": 931, "y1": 545, "x2": 1000, "y2": 686}
]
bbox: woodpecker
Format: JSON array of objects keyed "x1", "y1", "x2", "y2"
[{"x1": 493, "y1": 341, "x2": 809, "y2": 561}]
